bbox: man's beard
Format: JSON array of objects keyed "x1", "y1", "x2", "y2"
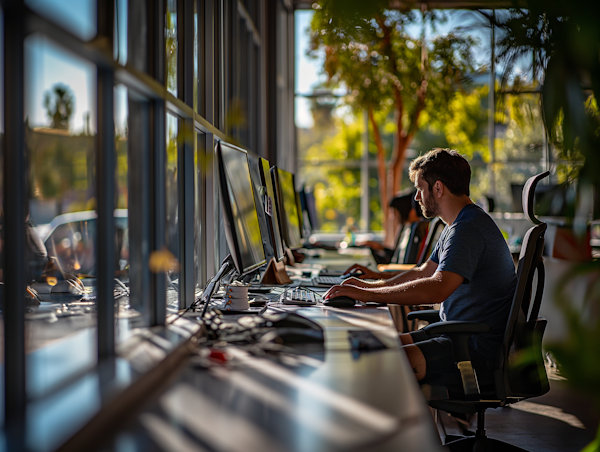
[{"x1": 419, "y1": 193, "x2": 440, "y2": 219}]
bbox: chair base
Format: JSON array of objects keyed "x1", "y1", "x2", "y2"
[{"x1": 444, "y1": 436, "x2": 530, "y2": 452}]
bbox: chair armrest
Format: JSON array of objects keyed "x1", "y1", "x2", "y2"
[
  {"x1": 423, "y1": 321, "x2": 489, "y2": 337},
  {"x1": 406, "y1": 309, "x2": 440, "y2": 323},
  {"x1": 422, "y1": 321, "x2": 489, "y2": 362},
  {"x1": 422, "y1": 321, "x2": 490, "y2": 401}
]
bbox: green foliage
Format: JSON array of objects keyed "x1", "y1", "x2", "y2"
[
  {"x1": 425, "y1": 85, "x2": 489, "y2": 160},
  {"x1": 309, "y1": 2, "x2": 477, "y2": 131},
  {"x1": 299, "y1": 112, "x2": 364, "y2": 231},
  {"x1": 43, "y1": 84, "x2": 74, "y2": 130}
]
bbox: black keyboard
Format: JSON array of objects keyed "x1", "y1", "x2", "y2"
[
  {"x1": 312, "y1": 275, "x2": 343, "y2": 286},
  {"x1": 281, "y1": 288, "x2": 321, "y2": 305}
]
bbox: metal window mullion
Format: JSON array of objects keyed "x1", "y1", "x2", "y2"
[
  {"x1": 197, "y1": 0, "x2": 205, "y2": 117},
  {"x1": 179, "y1": 118, "x2": 195, "y2": 309},
  {"x1": 204, "y1": 0, "x2": 214, "y2": 126},
  {"x1": 127, "y1": 97, "x2": 151, "y2": 325},
  {"x1": 96, "y1": 66, "x2": 116, "y2": 359},
  {"x1": 181, "y1": 0, "x2": 194, "y2": 107},
  {"x1": 196, "y1": 132, "x2": 207, "y2": 288},
  {"x1": 149, "y1": 0, "x2": 165, "y2": 85},
  {"x1": 203, "y1": 134, "x2": 216, "y2": 277},
  {"x1": 265, "y1": 3, "x2": 277, "y2": 164},
  {"x1": 202, "y1": 0, "x2": 216, "y2": 278},
  {"x1": 3, "y1": 2, "x2": 27, "y2": 449},
  {"x1": 150, "y1": 100, "x2": 167, "y2": 326},
  {"x1": 148, "y1": 0, "x2": 166, "y2": 326},
  {"x1": 230, "y1": 3, "x2": 239, "y2": 141},
  {"x1": 361, "y1": 111, "x2": 370, "y2": 232},
  {"x1": 247, "y1": 34, "x2": 254, "y2": 151},
  {"x1": 97, "y1": 0, "x2": 116, "y2": 359}
]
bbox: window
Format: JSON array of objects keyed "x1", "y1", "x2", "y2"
[
  {"x1": 24, "y1": 34, "x2": 97, "y2": 388},
  {"x1": 166, "y1": 113, "x2": 180, "y2": 303},
  {"x1": 166, "y1": 0, "x2": 178, "y2": 97},
  {"x1": 26, "y1": 0, "x2": 97, "y2": 41},
  {"x1": 114, "y1": 0, "x2": 128, "y2": 66},
  {"x1": 194, "y1": 132, "x2": 205, "y2": 292}
]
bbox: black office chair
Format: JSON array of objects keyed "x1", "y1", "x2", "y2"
[
  {"x1": 407, "y1": 171, "x2": 551, "y2": 451},
  {"x1": 415, "y1": 217, "x2": 445, "y2": 267},
  {"x1": 400, "y1": 219, "x2": 430, "y2": 264}
]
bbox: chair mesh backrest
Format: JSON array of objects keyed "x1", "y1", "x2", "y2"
[
  {"x1": 416, "y1": 217, "x2": 445, "y2": 266},
  {"x1": 390, "y1": 223, "x2": 408, "y2": 264},
  {"x1": 496, "y1": 172, "x2": 550, "y2": 399},
  {"x1": 403, "y1": 220, "x2": 429, "y2": 264}
]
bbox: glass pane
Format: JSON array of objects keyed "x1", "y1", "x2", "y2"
[
  {"x1": 297, "y1": 97, "x2": 365, "y2": 233},
  {"x1": 24, "y1": 34, "x2": 97, "y2": 392},
  {"x1": 114, "y1": 0, "x2": 128, "y2": 65},
  {"x1": 166, "y1": 114, "x2": 180, "y2": 303},
  {"x1": 114, "y1": 85, "x2": 140, "y2": 342},
  {"x1": 26, "y1": 0, "x2": 97, "y2": 41},
  {"x1": 194, "y1": 1, "x2": 199, "y2": 113},
  {"x1": 194, "y1": 133, "x2": 203, "y2": 292},
  {"x1": 299, "y1": 164, "x2": 362, "y2": 233},
  {"x1": 166, "y1": 0, "x2": 177, "y2": 96}
]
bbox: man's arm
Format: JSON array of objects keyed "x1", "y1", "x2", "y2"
[
  {"x1": 324, "y1": 270, "x2": 464, "y2": 306},
  {"x1": 342, "y1": 259, "x2": 438, "y2": 288},
  {"x1": 343, "y1": 263, "x2": 400, "y2": 280}
]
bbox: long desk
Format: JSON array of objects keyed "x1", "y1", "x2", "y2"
[{"x1": 114, "y1": 304, "x2": 441, "y2": 452}]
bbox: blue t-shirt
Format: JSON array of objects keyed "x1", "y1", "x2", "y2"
[{"x1": 430, "y1": 204, "x2": 517, "y2": 358}]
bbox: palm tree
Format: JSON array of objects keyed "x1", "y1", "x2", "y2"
[{"x1": 43, "y1": 83, "x2": 74, "y2": 130}]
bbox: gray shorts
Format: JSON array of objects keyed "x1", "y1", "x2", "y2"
[{"x1": 409, "y1": 329, "x2": 494, "y2": 390}]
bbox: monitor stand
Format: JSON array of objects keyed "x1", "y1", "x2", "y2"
[{"x1": 261, "y1": 257, "x2": 292, "y2": 285}]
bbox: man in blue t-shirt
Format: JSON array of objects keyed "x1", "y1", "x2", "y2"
[{"x1": 324, "y1": 148, "x2": 517, "y2": 386}]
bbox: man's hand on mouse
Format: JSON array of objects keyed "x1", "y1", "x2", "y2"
[
  {"x1": 344, "y1": 264, "x2": 379, "y2": 280},
  {"x1": 324, "y1": 284, "x2": 369, "y2": 301}
]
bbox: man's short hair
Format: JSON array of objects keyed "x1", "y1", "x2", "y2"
[{"x1": 409, "y1": 148, "x2": 471, "y2": 196}]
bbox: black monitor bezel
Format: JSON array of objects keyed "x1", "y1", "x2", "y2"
[
  {"x1": 258, "y1": 157, "x2": 286, "y2": 262},
  {"x1": 216, "y1": 141, "x2": 266, "y2": 275}
]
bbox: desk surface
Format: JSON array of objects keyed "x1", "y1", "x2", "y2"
[{"x1": 115, "y1": 305, "x2": 440, "y2": 452}]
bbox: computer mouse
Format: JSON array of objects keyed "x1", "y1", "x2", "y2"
[{"x1": 323, "y1": 296, "x2": 356, "y2": 308}]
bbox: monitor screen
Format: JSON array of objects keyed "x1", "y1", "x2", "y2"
[
  {"x1": 216, "y1": 141, "x2": 266, "y2": 275},
  {"x1": 272, "y1": 167, "x2": 303, "y2": 249},
  {"x1": 258, "y1": 157, "x2": 285, "y2": 261}
]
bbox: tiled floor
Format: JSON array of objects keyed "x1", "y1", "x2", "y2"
[{"x1": 437, "y1": 372, "x2": 599, "y2": 451}]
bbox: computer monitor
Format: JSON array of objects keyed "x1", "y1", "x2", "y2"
[
  {"x1": 216, "y1": 141, "x2": 266, "y2": 275},
  {"x1": 257, "y1": 157, "x2": 286, "y2": 261},
  {"x1": 298, "y1": 186, "x2": 318, "y2": 235},
  {"x1": 271, "y1": 167, "x2": 302, "y2": 249}
]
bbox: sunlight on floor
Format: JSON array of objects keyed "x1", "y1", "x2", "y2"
[{"x1": 511, "y1": 401, "x2": 586, "y2": 429}]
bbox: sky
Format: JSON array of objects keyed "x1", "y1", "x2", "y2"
[
  {"x1": 26, "y1": 0, "x2": 97, "y2": 41},
  {"x1": 23, "y1": 0, "x2": 130, "y2": 135},
  {"x1": 25, "y1": 34, "x2": 97, "y2": 134}
]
